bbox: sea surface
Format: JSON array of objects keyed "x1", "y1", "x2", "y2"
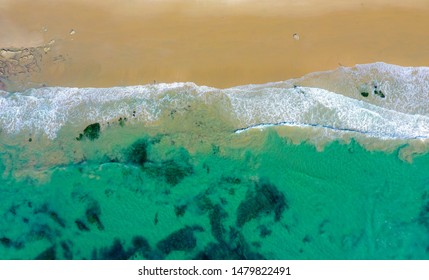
[{"x1": 1, "y1": 62, "x2": 429, "y2": 259}]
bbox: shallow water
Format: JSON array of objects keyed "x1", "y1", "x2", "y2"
[{"x1": 1, "y1": 63, "x2": 429, "y2": 259}]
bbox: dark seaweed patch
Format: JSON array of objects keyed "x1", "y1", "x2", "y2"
[
  {"x1": 174, "y1": 204, "x2": 187, "y2": 217},
  {"x1": 119, "y1": 117, "x2": 126, "y2": 127},
  {"x1": 84, "y1": 123, "x2": 101, "y2": 140},
  {"x1": 236, "y1": 179, "x2": 287, "y2": 227},
  {"x1": 35, "y1": 246, "x2": 56, "y2": 260},
  {"x1": 418, "y1": 199, "x2": 429, "y2": 230},
  {"x1": 132, "y1": 236, "x2": 150, "y2": 254},
  {"x1": 30, "y1": 224, "x2": 56, "y2": 241},
  {"x1": 154, "y1": 212, "x2": 159, "y2": 225},
  {"x1": 258, "y1": 225, "x2": 272, "y2": 238},
  {"x1": 194, "y1": 228, "x2": 265, "y2": 260},
  {"x1": 146, "y1": 159, "x2": 193, "y2": 186},
  {"x1": 0, "y1": 237, "x2": 12, "y2": 248},
  {"x1": 61, "y1": 241, "x2": 73, "y2": 259},
  {"x1": 76, "y1": 123, "x2": 101, "y2": 141},
  {"x1": 209, "y1": 204, "x2": 228, "y2": 242},
  {"x1": 162, "y1": 160, "x2": 193, "y2": 186},
  {"x1": 49, "y1": 211, "x2": 65, "y2": 228},
  {"x1": 86, "y1": 202, "x2": 104, "y2": 231},
  {"x1": 157, "y1": 225, "x2": 203, "y2": 255},
  {"x1": 75, "y1": 219, "x2": 90, "y2": 231},
  {"x1": 360, "y1": 92, "x2": 369, "y2": 97},
  {"x1": 221, "y1": 176, "x2": 241, "y2": 185},
  {"x1": 127, "y1": 139, "x2": 149, "y2": 166},
  {"x1": 302, "y1": 235, "x2": 312, "y2": 243},
  {"x1": 374, "y1": 90, "x2": 385, "y2": 98},
  {"x1": 100, "y1": 239, "x2": 130, "y2": 260}
]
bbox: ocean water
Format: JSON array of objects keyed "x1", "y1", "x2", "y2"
[{"x1": 1, "y1": 62, "x2": 429, "y2": 259}]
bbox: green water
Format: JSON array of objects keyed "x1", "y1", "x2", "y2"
[{"x1": 1, "y1": 120, "x2": 429, "y2": 260}]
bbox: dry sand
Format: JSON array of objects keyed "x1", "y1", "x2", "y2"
[{"x1": 1, "y1": 0, "x2": 429, "y2": 89}]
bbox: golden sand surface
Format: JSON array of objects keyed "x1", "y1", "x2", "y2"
[{"x1": 1, "y1": 0, "x2": 429, "y2": 89}]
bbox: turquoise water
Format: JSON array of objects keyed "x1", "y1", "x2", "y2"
[{"x1": 1, "y1": 63, "x2": 429, "y2": 259}]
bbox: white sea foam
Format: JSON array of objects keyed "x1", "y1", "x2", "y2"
[{"x1": 1, "y1": 63, "x2": 429, "y2": 140}]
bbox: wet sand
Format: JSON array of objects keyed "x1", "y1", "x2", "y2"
[{"x1": 1, "y1": 0, "x2": 429, "y2": 89}]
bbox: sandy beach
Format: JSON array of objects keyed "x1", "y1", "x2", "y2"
[{"x1": 1, "y1": 0, "x2": 429, "y2": 89}]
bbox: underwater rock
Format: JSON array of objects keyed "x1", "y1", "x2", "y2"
[
  {"x1": 76, "y1": 123, "x2": 101, "y2": 141},
  {"x1": 157, "y1": 225, "x2": 203, "y2": 255},
  {"x1": 35, "y1": 245, "x2": 56, "y2": 260},
  {"x1": 236, "y1": 179, "x2": 287, "y2": 227}
]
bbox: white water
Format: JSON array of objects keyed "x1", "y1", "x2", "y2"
[{"x1": 1, "y1": 63, "x2": 429, "y2": 140}]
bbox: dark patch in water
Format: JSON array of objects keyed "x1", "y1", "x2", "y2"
[
  {"x1": 35, "y1": 246, "x2": 56, "y2": 260},
  {"x1": 319, "y1": 219, "x2": 329, "y2": 235},
  {"x1": 374, "y1": 90, "x2": 385, "y2": 98},
  {"x1": 162, "y1": 160, "x2": 193, "y2": 185},
  {"x1": 221, "y1": 176, "x2": 241, "y2": 185},
  {"x1": 146, "y1": 158, "x2": 193, "y2": 186},
  {"x1": 360, "y1": 92, "x2": 369, "y2": 97},
  {"x1": 76, "y1": 123, "x2": 101, "y2": 141},
  {"x1": 258, "y1": 225, "x2": 272, "y2": 238},
  {"x1": 99, "y1": 239, "x2": 130, "y2": 260},
  {"x1": 418, "y1": 194, "x2": 429, "y2": 231},
  {"x1": 61, "y1": 241, "x2": 73, "y2": 259},
  {"x1": 75, "y1": 219, "x2": 90, "y2": 231},
  {"x1": 209, "y1": 204, "x2": 228, "y2": 242},
  {"x1": 0, "y1": 237, "x2": 12, "y2": 248},
  {"x1": 127, "y1": 139, "x2": 149, "y2": 166},
  {"x1": 119, "y1": 117, "x2": 126, "y2": 127},
  {"x1": 174, "y1": 204, "x2": 187, "y2": 217},
  {"x1": 154, "y1": 212, "x2": 159, "y2": 225},
  {"x1": 236, "y1": 179, "x2": 287, "y2": 227},
  {"x1": 30, "y1": 224, "x2": 56, "y2": 242},
  {"x1": 195, "y1": 228, "x2": 265, "y2": 260},
  {"x1": 131, "y1": 236, "x2": 151, "y2": 257},
  {"x1": 302, "y1": 235, "x2": 312, "y2": 243},
  {"x1": 86, "y1": 202, "x2": 104, "y2": 231},
  {"x1": 157, "y1": 225, "x2": 203, "y2": 255},
  {"x1": 49, "y1": 211, "x2": 65, "y2": 228}
]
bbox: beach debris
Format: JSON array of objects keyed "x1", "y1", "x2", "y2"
[
  {"x1": 293, "y1": 33, "x2": 300, "y2": 40},
  {"x1": 70, "y1": 29, "x2": 76, "y2": 35}
]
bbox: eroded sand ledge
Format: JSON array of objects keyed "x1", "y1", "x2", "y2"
[{"x1": 1, "y1": 0, "x2": 429, "y2": 89}]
